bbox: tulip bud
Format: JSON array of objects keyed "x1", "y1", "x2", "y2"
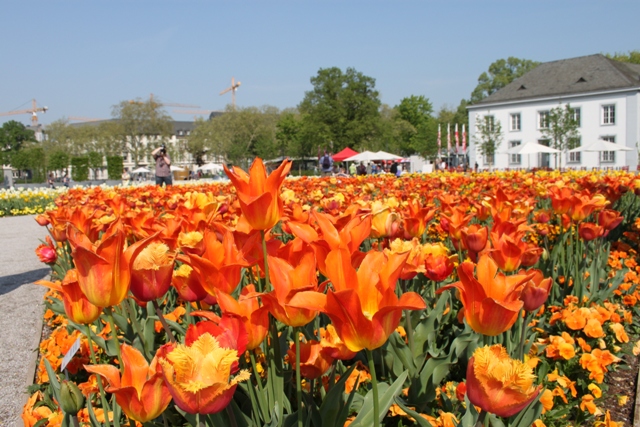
[{"x1": 59, "y1": 380, "x2": 85, "y2": 414}]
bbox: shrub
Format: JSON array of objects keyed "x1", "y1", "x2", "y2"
[{"x1": 70, "y1": 157, "x2": 89, "y2": 182}]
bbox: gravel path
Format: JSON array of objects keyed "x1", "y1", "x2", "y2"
[{"x1": 0, "y1": 216, "x2": 49, "y2": 427}]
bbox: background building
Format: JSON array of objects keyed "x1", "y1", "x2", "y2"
[{"x1": 468, "y1": 54, "x2": 640, "y2": 170}]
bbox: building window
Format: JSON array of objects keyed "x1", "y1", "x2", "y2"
[
  {"x1": 509, "y1": 140, "x2": 521, "y2": 164},
  {"x1": 538, "y1": 111, "x2": 550, "y2": 129},
  {"x1": 601, "y1": 136, "x2": 616, "y2": 162},
  {"x1": 568, "y1": 137, "x2": 581, "y2": 163},
  {"x1": 572, "y1": 107, "x2": 581, "y2": 127},
  {"x1": 602, "y1": 105, "x2": 615, "y2": 125},
  {"x1": 510, "y1": 113, "x2": 521, "y2": 131},
  {"x1": 177, "y1": 130, "x2": 183, "y2": 136}
]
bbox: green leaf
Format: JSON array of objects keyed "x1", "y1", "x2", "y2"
[
  {"x1": 86, "y1": 398, "x2": 102, "y2": 427},
  {"x1": 319, "y1": 364, "x2": 357, "y2": 427},
  {"x1": 43, "y1": 358, "x2": 61, "y2": 404},
  {"x1": 510, "y1": 395, "x2": 542, "y2": 427},
  {"x1": 388, "y1": 332, "x2": 417, "y2": 376},
  {"x1": 393, "y1": 397, "x2": 433, "y2": 427},
  {"x1": 348, "y1": 370, "x2": 408, "y2": 427}
]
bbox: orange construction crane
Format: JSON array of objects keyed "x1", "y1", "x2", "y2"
[
  {"x1": 220, "y1": 77, "x2": 241, "y2": 109},
  {"x1": 0, "y1": 99, "x2": 48, "y2": 126}
]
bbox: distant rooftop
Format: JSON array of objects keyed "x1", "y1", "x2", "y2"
[{"x1": 472, "y1": 54, "x2": 640, "y2": 106}]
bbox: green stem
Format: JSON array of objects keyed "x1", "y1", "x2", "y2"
[
  {"x1": 124, "y1": 300, "x2": 147, "y2": 358},
  {"x1": 260, "y1": 230, "x2": 270, "y2": 293},
  {"x1": 153, "y1": 300, "x2": 176, "y2": 343},
  {"x1": 105, "y1": 307, "x2": 124, "y2": 374},
  {"x1": 518, "y1": 311, "x2": 529, "y2": 361},
  {"x1": 294, "y1": 328, "x2": 303, "y2": 427},
  {"x1": 85, "y1": 325, "x2": 112, "y2": 427},
  {"x1": 365, "y1": 349, "x2": 380, "y2": 427},
  {"x1": 475, "y1": 410, "x2": 487, "y2": 427},
  {"x1": 249, "y1": 352, "x2": 269, "y2": 423}
]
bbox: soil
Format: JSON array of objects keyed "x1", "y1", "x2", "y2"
[{"x1": 598, "y1": 351, "x2": 639, "y2": 426}]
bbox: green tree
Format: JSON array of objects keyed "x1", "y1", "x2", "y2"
[
  {"x1": 275, "y1": 110, "x2": 302, "y2": 158},
  {"x1": 12, "y1": 145, "x2": 46, "y2": 182},
  {"x1": 48, "y1": 150, "x2": 70, "y2": 173},
  {"x1": 88, "y1": 151, "x2": 104, "y2": 180},
  {"x1": 191, "y1": 106, "x2": 279, "y2": 168},
  {"x1": 394, "y1": 95, "x2": 435, "y2": 156},
  {"x1": 437, "y1": 99, "x2": 470, "y2": 129},
  {"x1": 606, "y1": 50, "x2": 640, "y2": 65},
  {"x1": 0, "y1": 120, "x2": 36, "y2": 165},
  {"x1": 473, "y1": 115, "x2": 503, "y2": 168},
  {"x1": 470, "y1": 57, "x2": 540, "y2": 103},
  {"x1": 112, "y1": 99, "x2": 172, "y2": 166},
  {"x1": 540, "y1": 104, "x2": 580, "y2": 168},
  {"x1": 298, "y1": 67, "x2": 381, "y2": 153}
]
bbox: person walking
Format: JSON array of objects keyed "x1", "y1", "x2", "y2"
[
  {"x1": 319, "y1": 151, "x2": 334, "y2": 176},
  {"x1": 151, "y1": 144, "x2": 172, "y2": 186}
]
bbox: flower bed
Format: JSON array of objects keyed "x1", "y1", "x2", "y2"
[
  {"x1": 0, "y1": 187, "x2": 66, "y2": 217},
  {"x1": 23, "y1": 163, "x2": 640, "y2": 426}
]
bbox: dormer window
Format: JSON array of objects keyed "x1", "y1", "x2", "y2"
[
  {"x1": 517, "y1": 85, "x2": 527, "y2": 91},
  {"x1": 576, "y1": 77, "x2": 587, "y2": 83}
]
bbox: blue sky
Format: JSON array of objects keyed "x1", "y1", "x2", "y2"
[{"x1": 1, "y1": 1, "x2": 638, "y2": 127}]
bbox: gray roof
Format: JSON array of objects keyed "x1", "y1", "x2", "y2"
[{"x1": 473, "y1": 54, "x2": 640, "y2": 106}]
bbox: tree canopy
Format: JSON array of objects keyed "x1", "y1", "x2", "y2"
[
  {"x1": 606, "y1": 50, "x2": 640, "y2": 65},
  {"x1": 298, "y1": 67, "x2": 382, "y2": 155},
  {"x1": 0, "y1": 120, "x2": 35, "y2": 165},
  {"x1": 470, "y1": 57, "x2": 540, "y2": 103}
]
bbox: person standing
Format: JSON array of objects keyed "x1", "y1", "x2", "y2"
[
  {"x1": 122, "y1": 168, "x2": 131, "y2": 186},
  {"x1": 349, "y1": 162, "x2": 357, "y2": 175},
  {"x1": 151, "y1": 144, "x2": 172, "y2": 186},
  {"x1": 319, "y1": 151, "x2": 334, "y2": 176}
]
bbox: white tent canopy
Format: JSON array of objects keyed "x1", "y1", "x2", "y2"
[
  {"x1": 170, "y1": 165, "x2": 184, "y2": 172},
  {"x1": 343, "y1": 150, "x2": 403, "y2": 162},
  {"x1": 131, "y1": 167, "x2": 151, "y2": 174},
  {"x1": 507, "y1": 141, "x2": 561, "y2": 155},
  {"x1": 197, "y1": 163, "x2": 224, "y2": 172},
  {"x1": 568, "y1": 139, "x2": 634, "y2": 153}
]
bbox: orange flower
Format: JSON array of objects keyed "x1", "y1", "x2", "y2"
[
  {"x1": 580, "y1": 394, "x2": 597, "y2": 415},
  {"x1": 36, "y1": 269, "x2": 102, "y2": 324},
  {"x1": 287, "y1": 338, "x2": 334, "y2": 379},
  {"x1": 439, "y1": 254, "x2": 531, "y2": 336},
  {"x1": 262, "y1": 251, "x2": 319, "y2": 327},
  {"x1": 290, "y1": 250, "x2": 425, "y2": 351},
  {"x1": 461, "y1": 224, "x2": 488, "y2": 253},
  {"x1": 370, "y1": 200, "x2": 400, "y2": 238},
  {"x1": 35, "y1": 236, "x2": 57, "y2": 264},
  {"x1": 539, "y1": 389, "x2": 554, "y2": 413},
  {"x1": 320, "y1": 324, "x2": 357, "y2": 360},
  {"x1": 425, "y1": 254, "x2": 456, "y2": 282},
  {"x1": 130, "y1": 241, "x2": 175, "y2": 302},
  {"x1": 68, "y1": 221, "x2": 145, "y2": 307},
  {"x1": 579, "y1": 222, "x2": 604, "y2": 241},
  {"x1": 598, "y1": 209, "x2": 623, "y2": 233},
  {"x1": 216, "y1": 285, "x2": 269, "y2": 350},
  {"x1": 224, "y1": 158, "x2": 292, "y2": 230},
  {"x1": 466, "y1": 345, "x2": 540, "y2": 418},
  {"x1": 158, "y1": 332, "x2": 251, "y2": 414},
  {"x1": 84, "y1": 344, "x2": 172, "y2": 423},
  {"x1": 519, "y1": 268, "x2": 553, "y2": 312}
]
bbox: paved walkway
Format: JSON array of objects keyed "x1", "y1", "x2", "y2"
[{"x1": 0, "y1": 215, "x2": 49, "y2": 427}]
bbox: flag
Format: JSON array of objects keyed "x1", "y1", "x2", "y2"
[
  {"x1": 455, "y1": 123, "x2": 459, "y2": 154},
  {"x1": 447, "y1": 123, "x2": 451, "y2": 153},
  {"x1": 462, "y1": 124, "x2": 467, "y2": 153},
  {"x1": 438, "y1": 124, "x2": 441, "y2": 157}
]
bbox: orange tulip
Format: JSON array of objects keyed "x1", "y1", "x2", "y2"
[
  {"x1": 438, "y1": 254, "x2": 531, "y2": 336},
  {"x1": 289, "y1": 250, "x2": 425, "y2": 351},
  {"x1": 36, "y1": 269, "x2": 102, "y2": 324},
  {"x1": 287, "y1": 338, "x2": 334, "y2": 379},
  {"x1": 598, "y1": 209, "x2": 623, "y2": 233},
  {"x1": 68, "y1": 221, "x2": 149, "y2": 307},
  {"x1": 466, "y1": 345, "x2": 541, "y2": 418},
  {"x1": 519, "y1": 268, "x2": 553, "y2": 312},
  {"x1": 178, "y1": 228, "x2": 248, "y2": 297},
  {"x1": 158, "y1": 332, "x2": 251, "y2": 414},
  {"x1": 490, "y1": 234, "x2": 526, "y2": 272},
  {"x1": 402, "y1": 200, "x2": 435, "y2": 239},
  {"x1": 461, "y1": 224, "x2": 488, "y2": 253},
  {"x1": 84, "y1": 344, "x2": 172, "y2": 423},
  {"x1": 35, "y1": 236, "x2": 57, "y2": 264},
  {"x1": 224, "y1": 158, "x2": 292, "y2": 230},
  {"x1": 216, "y1": 285, "x2": 269, "y2": 350},
  {"x1": 171, "y1": 263, "x2": 213, "y2": 303},
  {"x1": 319, "y1": 324, "x2": 357, "y2": 360},
  {"x1": 425, "y1": 254, "x2": 456, "y2": 282},
  {"x1": 262, "y1": 251, "x2": 319, "y2": 327},
  {"x1": 130, "y1": 241, "x2": 175, "y2": 302},
  {"x1": 440, "y1": 207, "x2": 473, "y2": 241},
  {"x1": 370, "y1": 200, "x2": 400, "y2": 238},
  {"x1": 579, "y1": 222, "x2": 604, "y2": 241}
]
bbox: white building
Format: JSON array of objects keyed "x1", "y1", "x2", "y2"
[{"x1": 467, "y1": 54, "x2": 640, "y2": 170}]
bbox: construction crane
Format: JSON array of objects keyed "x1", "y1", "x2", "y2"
[
  {"x1": 220, "y1": 77, "x2": 241, "y2": 109},
  {"x1": 129, "y1": 93, "x2": 200, "y2": 109},
  {"x1": 0, "y1": 99, "x2": 48, "y2": 126}
]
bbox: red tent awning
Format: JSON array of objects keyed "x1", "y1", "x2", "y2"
[{"x1": 332, "y1": 147, "x2": 359, "y2": 162}]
